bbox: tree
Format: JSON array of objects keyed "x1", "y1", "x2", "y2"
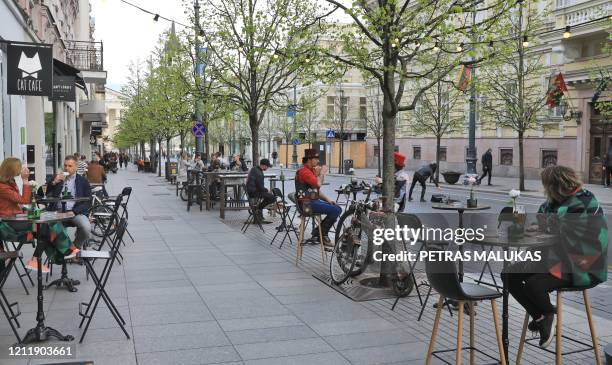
[
  {"x1": 413, "y1": 78, "x2": 465, "y2": 182},
  {"x1": 478, "y1": 0, "x2": 549, "y2": 191},
  {"x1": 295, "y1": 89, "x2": 322, "y2": 148},
  {"x1": 364, "y1": 81, "x2": 384, "y2": 176},
  {"x1": 323, "y1": 0, "x2": 514, "y2": 209},
  {"x1": 195, "y1": 0, "x2": 336, "y2": 162},
  {"x1": 328, "y1": 86, "x2": 350, "y2": 173}
]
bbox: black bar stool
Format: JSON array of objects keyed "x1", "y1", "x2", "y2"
[
  {"x1": 515, "y1": 284, "x2": 602, "y2": 365},
  {"x1": 0, "y1": 250, "x2": 23, "y2": 343},
  {"x1": 424, "y1": 247, "x2": 507, "y2": 365}
]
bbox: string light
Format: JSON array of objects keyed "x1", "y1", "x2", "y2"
[
  {"x1": 488, "y1": 40, "x2": 494, "y2": 48},
  {"x1": 563, "y1": 26, "x2": 571, "y2": 39},
  {"x1": 522, "y1": 35, "x2": 529, "y2": 47},
  {"x1": 391, "y1": 42, "x2": 397, "y2": 48},
  {"x1": 456, "y1": 42, "x2": 464, "y2": 52},
  {"x1": 433, "y1": 42, "x2": 440, "y2": 51},
  {"x1": 153, "y1": 14, "x2": 159, "y2": 22}
]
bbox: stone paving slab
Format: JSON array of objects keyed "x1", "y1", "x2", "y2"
[{"x1": 0, "y1": 167, "x2": 608, "y2": 365}]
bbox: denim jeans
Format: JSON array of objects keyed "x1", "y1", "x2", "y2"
[{"x1": 309, "y1": 199, "x2": 342, "y2": 237}]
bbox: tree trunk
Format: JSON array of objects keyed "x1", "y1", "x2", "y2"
[
  {"x1": 436, "y1": 136, "x2": 441, "y2": 183},
  {"x1": 382, "y1": 95, "x2": 396, "y2": 211},
  {"x1": 166, "y1": 137, "x2": 171, "y2": 178},
  {"x1": 249, "y1": 113, "x2": 259, "y2": 163},
  {"x1": 377, "y1": 137, "x2": 382, "y2": 177},
  {"x1": 338, "y1": 134, "x2": 344, "y2": 174},
  {"x1": 157, "y1": 138, "x2": 162, "y2": 177},
  {"x1": 518, "y1": 131, "x2": 525, "y2": 191},
  {"x1": 140, "y1": 141, "x2": 145, "y2": 160},
  {"x1": 204, "y1": 113, "x2": 210, "y2": 159}
]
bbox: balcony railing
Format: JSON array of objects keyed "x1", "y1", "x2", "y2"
[{"x1": 66, "y1": 41, "x2": 103, "y2": 72}]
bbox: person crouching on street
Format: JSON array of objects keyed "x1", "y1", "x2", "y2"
[{"x1": 408, "y1": 162, "x2": 438, "y2": 202}]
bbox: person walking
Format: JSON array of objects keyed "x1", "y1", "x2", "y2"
[
  {"x1": 408, "y1": 163, "x2": 437, "y2": 202},
  {"x1": 604, "y1": 146, "x2": 612, "y2": 187},
  {"x1": 119, "y1": 153, "x2": 125, "y2": 169},
  {"x1": 478, "y1": 148, "x2": 493, "y2": 185}
]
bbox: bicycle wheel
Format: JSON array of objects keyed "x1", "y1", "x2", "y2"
[
  {"x1": 179, "y1": 186, "x2": 188, "y2": 201},
  {"x1": 334, "y1": 208, "x2": 370, "y2": 277},
  {"x1": 90, "y1": 205, "x2": 118, "y2": 238},
  {"x1": 329, "y1": 226, "x2": 358, "y2": 285}
]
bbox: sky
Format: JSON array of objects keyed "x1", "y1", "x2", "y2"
[
  {"x1": 91, "y1": 0, "x2": 350, "y2": 92},
  {"x1": 91, "y1": 0, "x2": 189, "y2": 92}
]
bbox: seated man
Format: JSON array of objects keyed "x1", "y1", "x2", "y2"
[
  {"x1": 46, "y1": 156, "x2": 92, "y2": 251},
  {"x1": 246, "y1": 159, "x2": 275, "y2": 224},
  {"x1": 295, "y1": 149, "x2": 341, "y2": 246}
]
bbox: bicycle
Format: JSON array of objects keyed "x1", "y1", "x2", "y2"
[
  {"x1": 330, "y1": 181, "x2": 414, "y2": 297},
  {"x1": 88, "y1": 186, "x2": 118, "y2": 238}
]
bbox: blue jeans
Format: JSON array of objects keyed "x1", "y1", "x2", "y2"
[{"x1": 309, "y1": 199, "x2": 342, "y2": 237}]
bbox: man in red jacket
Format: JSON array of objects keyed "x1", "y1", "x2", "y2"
[{"x1": 295, "y1": 149, "x2": 341, "y2": 246}]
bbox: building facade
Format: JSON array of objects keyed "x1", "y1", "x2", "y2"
[
  {"x1": 368, "y1": 0, "x2": 611, "y2": 181},
  {"x1": 0, "y1": 0, "x2": 106, "y2": 182}
]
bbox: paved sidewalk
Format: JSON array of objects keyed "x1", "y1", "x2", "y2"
[{"x1": 0, "y1": 166, "x2": 609, "y2": 364}]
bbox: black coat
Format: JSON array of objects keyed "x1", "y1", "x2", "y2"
[
  {"x1": 246, "y1": 166, "x2": 267, "y2": 195},
  {"x1": 481, "y1": 151, "x2": 493, "y2": 169},
  {"x1": 46, "y1": 174, "x2": 91, "y2": 215}
]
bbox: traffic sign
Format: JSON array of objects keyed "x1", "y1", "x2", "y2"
[
  {"x1": 292, "y1": 138, "x2": 299, "y2": 145},
  {"x1": 326, "y1": 129, "x2": 336, "y2": 138},
  {"x1": 192, "y1": 123, "x2": 206, "y2": 137}
]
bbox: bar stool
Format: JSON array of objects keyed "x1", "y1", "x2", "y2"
[
  {"x1": 515, "y1": 284, "x2": 602, "y2": 365},
  {"x1": 292, "y1": 193, "x2": 326, "y2": 265},
  {"x1": 425, "y1": 247, "x2": 507, "y2": 365}
]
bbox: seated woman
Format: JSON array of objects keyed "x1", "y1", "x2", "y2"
[
  {"x1": 0, "y1": 158, "x2": 76, "y2": 273},
  {"x1": 502, "y1": 165, "x2": 608, "y2": 349}
]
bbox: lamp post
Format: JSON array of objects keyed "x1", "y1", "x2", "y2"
[
  {"x1": 194, "y1": 0, "x2": 204, "y2": 154},
  {"x1": 465, "y1": 3, "x2": 478, "y2": 178},
  {"x1": 291, "y1": 84, "x2": 298, "y2": 168}
]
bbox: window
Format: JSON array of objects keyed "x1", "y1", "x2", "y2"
[
  {"x1": 359, "y1": 97, "x2": 367, "y2": 120},
  {"x1": 413, "y1": 146, "x2": 421, "y2": 160},
  {"x1": 500, "y1": 148, "x2": 513, "y2": 166},
  {"x1": 593, "y1": 137, "x2": 602, "y2": 158},
  {"x1": 326, "y1": 96, "x2": 335, "y2": 120},
  {"x1": 541, "y1": 150, "x2": 558, "y2": 168},
  {"x1": 438, "y1": 147, "x2": 447, "y2": 161}
]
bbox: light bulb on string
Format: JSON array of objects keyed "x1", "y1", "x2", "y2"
[
  {"x1": 153, "y1": 14, "x2": 160, "y2": 22},
  {"x1": 522, "y1": 35, "x2": 529, "y2": 47},
  {"x1": 563, "y1": 26, "x2": 571, "y2": 39},
  {"x1": 433, "y1": 42, "x2": 440, "y2": 52},
  {"x1": 456, "y1": 42, "x2": 464, "y2": 52}
]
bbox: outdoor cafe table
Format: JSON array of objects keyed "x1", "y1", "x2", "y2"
[
  {"x1": 469, "y1": 231, "x2": 555, "y2": 364},
  {"x1": 0, "y1": 212, "x2": 76, "y2": 343},
  {"x1": 38, "y1": 197, "x2": 91, "y2": 213},
  {"x1": 217, "y1": 173, "x2": 278, "y2": 219},
  {"x1": 431, "y1": 203, "x2": 491, "y2": 282},
  {"x1": 201, "y1": 171, "x2": 249, "y2": 211}
]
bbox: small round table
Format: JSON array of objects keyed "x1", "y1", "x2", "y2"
[
  {"x1": 469, "y1": 231, "x2": 555, "y2": 364},
  {"x1": 0, "y1": 212, "x2": 76, "y2": 343}
]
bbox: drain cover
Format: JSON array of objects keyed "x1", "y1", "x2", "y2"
[
  {"x1": 143, "y1": 216, "x2": 175, "y2": 221},
  {"x1": 152, "y1": 193, "x2": 171, "y2": 196},
  {"x1": 313, "y1": 273, "x2": 398, "y2": 301}
]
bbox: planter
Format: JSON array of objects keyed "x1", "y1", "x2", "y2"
[
  {"x1": 466, "y1": 198, "x2": 478, "y2": 208},
  {"x1": 442, "y1": 171, "x2": 462, "y2": 185}
]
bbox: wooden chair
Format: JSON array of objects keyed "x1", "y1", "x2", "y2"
[
  {"x1": 290, "y1": 193, "x2": 327, "y2": 265},
  {"x1": 515, "y1": 285, "x2": 602, "y2": 365}
]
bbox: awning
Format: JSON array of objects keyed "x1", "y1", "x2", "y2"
[{"x1": 53, "y1": 58, "x2": 88, "y2": 96}]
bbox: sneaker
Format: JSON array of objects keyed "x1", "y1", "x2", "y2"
[
  {"x1": 538, "y1": 314, "x2": 556, "y2": 348},
  {"x1": 528, "y1": 319, "x2": 540, "y2": 332},
  {"x1": 420, "y1": 198, "x2": 427, "y2": 202},
  {"x1": 64, "y1": 248, "x2": 80, "y2": 260},
  {"x1": 26, "y1": 259, "x2": 50, "y2": 274},
  {"x1": 408, "y1": 197, "x2": 413, "y2": 201}
]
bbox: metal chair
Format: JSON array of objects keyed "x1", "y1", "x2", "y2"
[
  {"x1": 515, "y1": 283, "x2": 603, "y2": 365},
  {"x1": 241, "y1": 196, "x2": 265, "y2": 233},
  {"x1": 424, "y1": 247, "x2": 507, "y2": 365},
  {"x1": 1, "y1": 240, "x2": 34, "y2": 295},
  {"x1": 78, "y1": 219, "x2": 130, "y2": 343},
  {"x1": 270, "y1": 188, "x2": 298, "y2": 248},
  {"x1": 0, "y1": 250, "x2": 23, "y2": 343}
]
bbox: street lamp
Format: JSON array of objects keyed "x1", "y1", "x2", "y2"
[
  {"x1": 291, "y1": 84, "x2": 298, "y2": 169},
  {"x1": 560, "y1": 100, "x2": 583, "y2": 124}
]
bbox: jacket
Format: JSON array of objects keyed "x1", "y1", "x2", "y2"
[
  {"x1": 537, "y1": 188, "x2": 608, "y2": 287},
  {"x1": 416, "y1": 165, "x2": 435, "y2": 179},
  {"x1": 46, "y1": 174, "x2": 92, "y2": 215},
  {"x1": 86, "y1": 163, "x2": 106, "y2": 184},
  {"x1": 481, "y1": 151, "x2": 493, "y2": 169},
  {"x1": 246, "y1": 166, "x2": 267, "y2": 195},
  {"x1": 0, "y1": 181, "x2": 31, "y2": 216}
]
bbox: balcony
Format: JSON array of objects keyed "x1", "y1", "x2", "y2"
[
  {"x1": 554, "y1": 0, "x2": 611, "y2": 27},
  {"x1": 66, "y1": 41, "x2": 107, "y2": 84},
  {"x1": 79, "y1": 100, "x2": 107, "y2": 123}
]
